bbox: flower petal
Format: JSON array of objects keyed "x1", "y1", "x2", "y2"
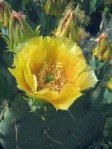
[
  {"x1": 51, "y1": 83, "x2": 82, "y2": 110},
  {"x1": 24, "y1": 61, "x2": 37, "y2": 92},
  {"x1": 79, "y1": 71, "x2": 98, "y2": 90},
  {"x1": 8, "y1": 54, "x2": 30, "y2": 92}
]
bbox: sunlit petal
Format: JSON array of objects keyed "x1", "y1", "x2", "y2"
[{"x1": 9, "y1": 36, "x2": 97, "y2": 110}]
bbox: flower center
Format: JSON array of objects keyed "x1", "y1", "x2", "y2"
[{"x1": 36, "y1": 61, "x2": 66, "y2": 92}]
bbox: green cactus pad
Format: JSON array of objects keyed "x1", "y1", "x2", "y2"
[{"x1": 0, "y1": 96, "x2": 106, "y2": 149}]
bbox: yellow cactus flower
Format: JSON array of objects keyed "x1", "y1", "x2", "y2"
[{"x1": 9, "y1": 36, "x2": 97, "y2": 110}]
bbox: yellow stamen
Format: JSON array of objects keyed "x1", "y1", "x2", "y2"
[{"x1": 36, "y1": 61, "x2": 66, "y2": 92}]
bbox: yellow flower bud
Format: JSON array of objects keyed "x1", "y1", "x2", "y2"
[
  {"x1": 107, "y1": 77, "x2": 112, "y2": 91},
  {"x1": 42, "y1": 0, "x2": 67, "y2": 16},
  {"x1": 53, "y1": 10, "x2": 81, "y2": 43},
  {"x1": 93, "y1": 32, "x2": 112, "y2": 61},
  {"x1": 99, "y1": 35, "x2": 109, "y2": 54},
  {"x1": 102, "y1": 45, "x2": 111, "y2": 61},
  {"x1": 43, "y1": 0, "x2": 52, "y2": 15}
]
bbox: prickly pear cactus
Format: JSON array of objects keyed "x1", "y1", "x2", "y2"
[
  {"x1": 0, "y1": 96, "x2": 106, "y2": 149},
  {"x1": 0, "y1": 0, "x2": 112, "y2": 149}
]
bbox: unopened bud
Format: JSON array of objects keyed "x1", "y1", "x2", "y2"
[
  {"x1": 94, "y1": 32, "x2": 112, "y2": 61},
  {"x1": 9, "y1": 11, "x2": 35, "y2": 51},
  {"x1": 102, "y1": 45, "x2": 111, "y2": 61},
  {"x1": 53, "y1": 10, "x2": 81, "y2": 43},
  {"x1": 42, "y1": 0, "x2": 67, "y2": 16},
  {"x1": 0, "y1": 0, "x2": 11, "y2": 27},
  {"x1": 107, "y1": 77, "x2": 112, "y2": 91}
]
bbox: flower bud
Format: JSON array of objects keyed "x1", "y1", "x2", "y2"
[
  {"x1": 94, "y1": 32, "x2": 112, "y2": 61},
  {"x1": 102, "y1": 45, "x2": 111, "y2": 61},
  {"x1": 0, "y1": 0, "x2": 11, "y2": 27},
  {"x1": 42, "y1": 0, "x2": 67, "y2": 16},
  {"x1": 53, "y1": 10, "x2": 81, "y2": 43},
  {"x1": 107, "y1": 77, "x2": 112, "y2": 91},
  {"x1": 9, "y1": 11, "x2": 35, "y2": 51}
]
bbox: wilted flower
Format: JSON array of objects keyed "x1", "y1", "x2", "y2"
[
  {"x1": 8, "y1": 11, "x2": 35, "y2": 50},
  {"x1": 0, "y1": 0, "x2": 11, "y2": 27},
  {"x1": 53, "y1": 10, "x2": 84, "y2": 43},
  {"x1": 93, "y1": 32, "x2": 112, "y2": 61},
  {"x1": 42, "y1": 0, "x2": 67, "y2": 16},
  {"x1": 9, "y1": 36, "x2": 97, "y2": 110}
]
